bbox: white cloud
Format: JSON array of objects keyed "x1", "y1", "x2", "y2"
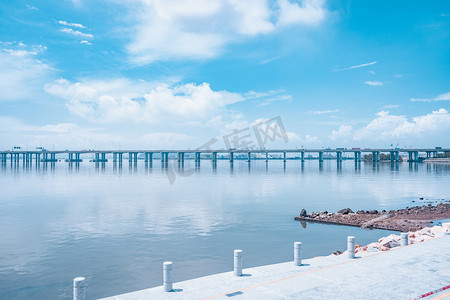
[
  {"x1": 58, "y1": 20, "x2": 86, "y2": 28},
  {"x1": 327, "y1": 109, "x2": 450, "y2": 145},
  {"x1": 0, "y1": 116, "x2": 193, "y2": 149},
  {"x1": 334, "y1": 61, "x2": 377, "y2": 71},
  {"x1": 80, "y1": 40, "x2": 92, "y2": 45},
  {"x1": 277, "y1": 0, "x2": 325, "y2": 27},
  {"x1": 329, "y1": 125, "x2": 352, "y2": 141},
  {"x1": 382, "y1": 104, "x2": 400, "y2": 109},
  {"x1": 0, "y1": 44, "x2": 52, "y2": 101},
  {"x1": 309, "y1": 109, "x2": 340, "y2": 115},
  {"x1": 354, "y1": 109, "x2": 450, "y2": 141},
  {"x1": 411, "y1": 92, "x2": 450, "y2": 102},
  {"x1": 45, "y1": 79, "x2": 245, "y2": 123},
  {"x1": 26, "y1": 4, "x2": 38, "y2": 10},
  {"x1": 60, "y1": 28, "x2": 93, "y2": 39},
  {"x1": 126, "y1": 0, "x2": 327, "y2": 64},
  {"x1": 365, "y1": 81, "x2": 383, "y2": 86},
  {"x1": 368, "y1": 70, "x2": 376, "y2": 74},
  {"x1": 304, "y1": 134, "x2": 320, "y2": 143},
  {"x1": 245, "y1": 89, "x2": 292, "y2": 106}
]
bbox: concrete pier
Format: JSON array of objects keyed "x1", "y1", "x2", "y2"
[{"x1": 99, "y1": 235, "x2": 450, "y2": 300}]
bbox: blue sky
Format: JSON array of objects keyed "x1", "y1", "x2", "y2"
[{"x1": 0, "y1": 0, "x2": 449, "y2": 150}]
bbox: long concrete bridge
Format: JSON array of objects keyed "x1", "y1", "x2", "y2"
[{"x1": 0, "y1": 148, "x2": 448, "y2": 165}]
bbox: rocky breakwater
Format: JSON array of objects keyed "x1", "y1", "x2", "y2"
[
  {"x1": 338, "y1": 223, "x2": 450, "y2": 255},
  {"x1": 294, "y1": 203, "x2": 450, "y2": 232}
]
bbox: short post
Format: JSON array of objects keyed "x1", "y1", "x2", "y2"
[
  {"x1": 163, "y1": 261, "x2": 173, "y2": 292},
  {"x1": 347, "y1": 236, "x2": 355, "y2": 259},
  {"x1": 73, "y1": 277, "x2": 85, "y2": 300},
  {"x1": 294, "y1": 242, "x2": 302, "y2": 266},
  {"x1": 400, "y1": 233, "x2": 408, "y2": 246},
  {"x1": 234, "y1": 249, "x2": 243, "y2": 276}
]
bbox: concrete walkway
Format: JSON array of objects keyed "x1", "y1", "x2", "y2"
[{"x1": 100, "y1": 235, "x2": 450, "y2": 300}]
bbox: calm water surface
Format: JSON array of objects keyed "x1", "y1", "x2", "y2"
[{"x1": 0, "y1": 160, "x2": 449, "y2": 299}]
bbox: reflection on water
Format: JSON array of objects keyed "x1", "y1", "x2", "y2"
[{"x1": 0, "y1": 160, "x2": 449, "y2": 299}]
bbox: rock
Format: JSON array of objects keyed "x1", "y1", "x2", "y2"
[
  {"x1": 338, "y1": 208, "x2": 354, "y2": 215},
  {"x1": 299, "y1": 209, "x2": 307, "y2": 217},
  {"x1": 368, "y1": 210, "x2": 378, "y2": 214},
  {"x1": 332, "y1": 250, "x2": 343, "y2": 256}
]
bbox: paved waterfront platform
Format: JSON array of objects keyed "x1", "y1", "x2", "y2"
[{"x1": 100, "y1": 235, "x2": 450, "y2": 300}]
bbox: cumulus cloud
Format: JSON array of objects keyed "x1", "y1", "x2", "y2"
[
  {"x1": 277, "y1": 0, "x2": 325, "y2": 27},
  {"x1": 45, "y1": 78, "x2": 245, "y2": 123},
  {"x1": 410, "y1": 92, "x2": 450, "y2": 102},
  {"x1": 60, "y1": 28, "x2": 93, "y2": 39},
  {"x1": 0, "y1": 43, "x2": 52, "y2": 101},
  {"x1": 327, "y1": 109, "x2": 450, "y2": 146},
  {"x1": 0, "y1": 116, "x2": 193, "y2": 149},
  {"x1": 329, "y1": 125, "x2": 352, "y2": 141},
  {"x1": 126, "y1": 0, "x2": 327, "y2": 64},
  {"x1": 355, "y1": 109, "x2": 450, "y2": 140},
  {"x1": 364, "y1": 81, "x2": 383, "y2": 86}
]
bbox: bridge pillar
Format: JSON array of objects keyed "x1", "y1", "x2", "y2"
[
  {"x1": 395, "y1": 151, "x2": 399, "y2": 162},
  {"x1": 372, "y1": 151, "x2": 380, "y2": 162},
  {"x1": 265, "y1": 152, "x2": 268, "y2": 162},
  {"x1": 51, "y1": 153, "x2": 56, "y2": 162},
  {"x1": 229, "y1": 152, "x2": 234, "y2": 162},
  {"x1": 118, "y1": 153, "x2": 122, "y2": 163},
  {"x1": 247, "y1": 152, "x2": 251, "y2": 162},
  {"x1": 113, "y1": 153, "x2": 117, "y2": 162},
  {"x1": 318, "y1": 151, "x2": 323, "y2": 162},
  {"x1": 212, "y1": 152, "x2": 217, "y2": 162},
  {"x1": 354, "y1": 151, "x2": 361, "y2": 162},
  {"x1": 414, "y1": 151, "x2": 419, "y2": 162},
  {"x1": 283, "y1": 151, "x2": 286, "y2": 162},
  {"x1": 336, "y1": 151, "x2": 342, "y2": 162},
  {"x1": 301, "y1": 152, "x2": 305, "y2": 162}
]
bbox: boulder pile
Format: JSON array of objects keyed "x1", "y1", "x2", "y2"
[{"x1": 343, "y1": 223, "x2": 450, "y2": 255}]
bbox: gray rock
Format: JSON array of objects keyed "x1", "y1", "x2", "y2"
[
  {"x1": 299, "y1": 209, "x2": 307, "y2": 217},
  {"x1": 338, "y1": 208, "x2": 354, "y2": 215}
]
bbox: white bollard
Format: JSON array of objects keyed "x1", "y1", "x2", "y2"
[
  {"x1": 294, "y1": 242, "x2": 302, "y2": 266},
  {"x1": 234, "y1": 249, "x2": 243, "y2": 276},
  {"x1": 73, "y1": 277, "x2": 85, "y2": 300},
  {"x1": 400, "y1": 233, "x2": 409, "y2": 246},
  {"x1": 347, "y1": 236, "x2": 355, "y2": 259},
  {"x1": 163, "y1": 261, "x2": 173, "y2": 292}
]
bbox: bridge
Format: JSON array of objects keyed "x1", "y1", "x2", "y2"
[{"x1": 0, "y1": 148, "x2": 448, "y2": 165}]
